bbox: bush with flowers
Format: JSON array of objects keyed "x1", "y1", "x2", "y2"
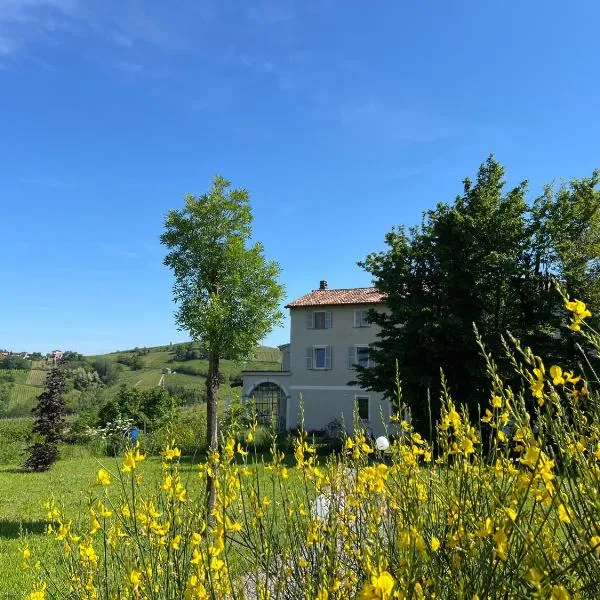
[{"x1": 19, "y1": 295, "x2": 600, "y2": 599}]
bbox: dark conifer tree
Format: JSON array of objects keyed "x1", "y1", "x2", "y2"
[{"x1": 24, "y1": 366, "x2": 67, "y2": 471}]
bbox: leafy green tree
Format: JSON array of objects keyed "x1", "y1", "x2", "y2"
[
  {"x1": 0, "y1": 355, "x2": 30, "y2": 370},
  {"x1": 356, "y1": 157, "x2": 600, "y2": 432},
  {"x1": 98, "y1": 385, "x2": 178, "y2": 430},
  {"x1": 24, "y1": 366, "x2": 67, "y2": 471},
  {"x1": 92, "y1": 357, "x2": 121, "y2": 386},
  {"x1": 161, "y1": 175, "x2": 284, "y2": 508},
  {"x1": 71, "y1": 366, "x2": 102, "y2": 391}
]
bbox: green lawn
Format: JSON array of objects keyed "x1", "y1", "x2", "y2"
[
  {"x1": 0, "y1": 453, "x2": 213, "y2": 598},
  {"x1": 0, "y1": 447, "x2": 302, "y2": 599}
]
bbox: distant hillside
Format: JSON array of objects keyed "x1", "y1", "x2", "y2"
[
  {"x1": 93, "y1": 342, "x2": 282, "y2": 363},
  {"x1": 1, "y1": 344, "x2": 281, "y2": 418}
]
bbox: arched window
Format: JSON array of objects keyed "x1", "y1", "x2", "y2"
[{"x1": 248, "y1": 382, "x2": 287, "y2": 431}]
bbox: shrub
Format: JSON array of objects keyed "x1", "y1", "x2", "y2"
[
  {"x1": 116, "y1": 354, "x2": 144, "y2": 370},
  {"x1": 164, "y1": 383, "x2": 204, "y2": 405},
  {"x1": 91, "y1": 358, "x2": 120, "y2": 386},
  {"x1": 144, "y1": 405, "x2": 208, "y2": 457},
  {"x1": 97, "y1": 385, "x2": 179, "y2": 431},
  {"x1": 0, "y1": 418, "x2": 33, "y2": 463}
]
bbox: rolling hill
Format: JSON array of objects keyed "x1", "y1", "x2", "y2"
[{"x1": 0, "y1": 343, "x2": 282, "y2": 418}]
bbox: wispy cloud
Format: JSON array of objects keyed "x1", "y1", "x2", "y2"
[
  {"x1": 100, "y1": 244, "x2": 141, "y2": 260},
  {"x1": 113, "y1": 59, "x2": 168, "y2": 78},
  {"x1": 20, "y1": 175, "x2": 74, "y2": 189},
  {"x1": 246, "y1": 0, "x2": 296, "y2": 25},
  {"x1": 340, "y1": 101, "x2": 460, "y2": 144}
]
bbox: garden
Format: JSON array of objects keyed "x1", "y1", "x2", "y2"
[{"x1": 1, "y1": 299, "x2": 599, "y2": 598}]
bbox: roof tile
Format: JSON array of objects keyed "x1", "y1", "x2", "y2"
[{"x1": 285, "y1": 287, "x2": 386, "y2": 308}]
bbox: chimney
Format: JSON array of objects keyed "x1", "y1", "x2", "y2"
[{"x1": 319, "y1": 280, "x2": 328, "y2": 290}]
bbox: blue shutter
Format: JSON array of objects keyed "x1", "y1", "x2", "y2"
[
  {"x1": 325, "y1": 346, "x2": 332, "y2": 370},
  {"x1": 306, "y1": 347, "x2": 313, "y2": 370},
  {"x1": 348, "y1": 346, "x2": 355, "y2": 369},
  {"x1": 325, "y1": 311, "x2": 332, "y2": 329},
  {"x1": 306, "y1": 312, "x2": 314, "y2": 329}
]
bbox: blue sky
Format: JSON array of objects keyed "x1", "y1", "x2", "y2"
[{"x1": 1, "y1": 0, "x2": 599, "y2": 355}]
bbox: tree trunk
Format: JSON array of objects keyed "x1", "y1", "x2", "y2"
[{"x1": 206, "y1": 352, "x2": 220, "y2": 513}]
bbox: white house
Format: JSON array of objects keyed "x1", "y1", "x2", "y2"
[{"x1": 241, "y1": 281, "x2": 392, "y2": 437}]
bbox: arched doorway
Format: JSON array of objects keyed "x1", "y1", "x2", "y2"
[{"x1": 248, "y1": 382, "x2": 287, "y2": 432}]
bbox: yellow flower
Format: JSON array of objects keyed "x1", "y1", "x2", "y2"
[
  {"x1": 551, "y1": 585, "x2": 571, "y2": 600},
  {"x1": 163, "y1": 441, "x2": 181, "y2": 461},
  {"x1": 359, "y1": 571, "x2": 395, "y2": 599},
  {"x1": 359, "y1": 571, "x2": 396, "y2": 600},
  {"x1": 123, "y1": 444, "x2": 146, "y2": 472},
  {"x1": 589, "y1": 536, "x2": 600, "y2": 552},
  {"x1": 557, "y1": 503, "x2": 571, "y2": 524},
  {"x1": 210, "y1": 557, "x2": 225, "y2": 572},
  {"x1": 461, "y1": 437, "x2": 474, "y2": 455},
  {"x1": 89, "y1": 510, "x2": 101, "y2": 535},
  {"x1": 130, "y1": 569, "x2": 143, "y2": 589},
  {"x1": 491, "y1": 395, "x2": 503, "y2": 408},
  {"x1": 78, "y1": 539, "x2": 98, "y2": 566},
  {"x1": 481, "y1": 409, "x2": 493, "y2": 424},
  {"x1": 122, "y1": 450, "x2": 136, "y2": 473},
  {"x1": 565, "y1": 299, "x2": 591, "y2": 331},
  {"x1": 430, "y1": 536, "x2": 440, "y2": 552},
  {"x1": 25, "y1": 583, "x2": 47, "y2": 600},
  {"x1": 549, "y1": 365, "x2": 565, "y2": 386},
  {"x1": 96, "y1": 468, "x2": 111, "y2": 486},
  {"x1": 564, "y1": 370, "x2": 581, "y2": 384},
  {"x1": 493, "y1": 529, "x2": 508, "y2": 561},
  {"x1": 171, "y1": 534, "x2": 182, "y2": 550},
  {"x1": 565, "y1": 299, "x2": 591, "y2": 318}
]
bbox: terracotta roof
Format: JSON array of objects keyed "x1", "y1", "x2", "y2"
[{"x1": 285, "y1": 287, "x2": 386, "y2": 308}]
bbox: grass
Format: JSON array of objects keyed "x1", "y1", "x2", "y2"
[
  {"x1": 0, "y1": 370, "x2": 28, "y2": 385},
  {"x1": 0, "y1": 448, "x2": 300, "y2": 599}
]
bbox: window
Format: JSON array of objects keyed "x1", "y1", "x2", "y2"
[
  {"x1": 354, "y1": 309, "x2": 370, "y2": 327},
  {"x1": 356, "y1": 395, "x2": 370, "y2": 421},
  {"x1": 314, "y1": 311, "x2": 326, "y2": 329},
  {"x1": 306, "y1": 311, "x2": 332, "y2": 329},
  {"x1": 306, "y1": 345, "x2": 332, "y2": 369},
  {"x1": 248, "y1": 382, "x2": 287, "y2": 431},
  {"x1": 356, "y1": 345, "x2": 370, "y2": 368},
  {"x1": 314, "y1": 346, "x2": 326, "y2": 369},
  {"x1": 348, "y1": 345, "x2": 373, "y2": 369}
]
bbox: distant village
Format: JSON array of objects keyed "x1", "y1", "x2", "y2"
[{"x1": 0, "y1": 349, "x2": 64, "y2": 362}]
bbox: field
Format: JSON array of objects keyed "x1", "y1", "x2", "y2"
[{"x1": 25, "y1": 369, "x2": 46, "y2": 387}]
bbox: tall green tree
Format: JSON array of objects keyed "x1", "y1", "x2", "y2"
[
  {"x1": 24, "y1": 366, "x2": 67, "y2": 471},
  {"x1": 356, "y1": 157, "x2": 600, "y2": 432},
  {"x1": 161, "y1": 175, "x2": 284, "y2": 508}
]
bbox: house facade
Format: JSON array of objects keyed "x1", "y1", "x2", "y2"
[{"x1": 241, "y1": 282, "x2": 391, "y2": 437}]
